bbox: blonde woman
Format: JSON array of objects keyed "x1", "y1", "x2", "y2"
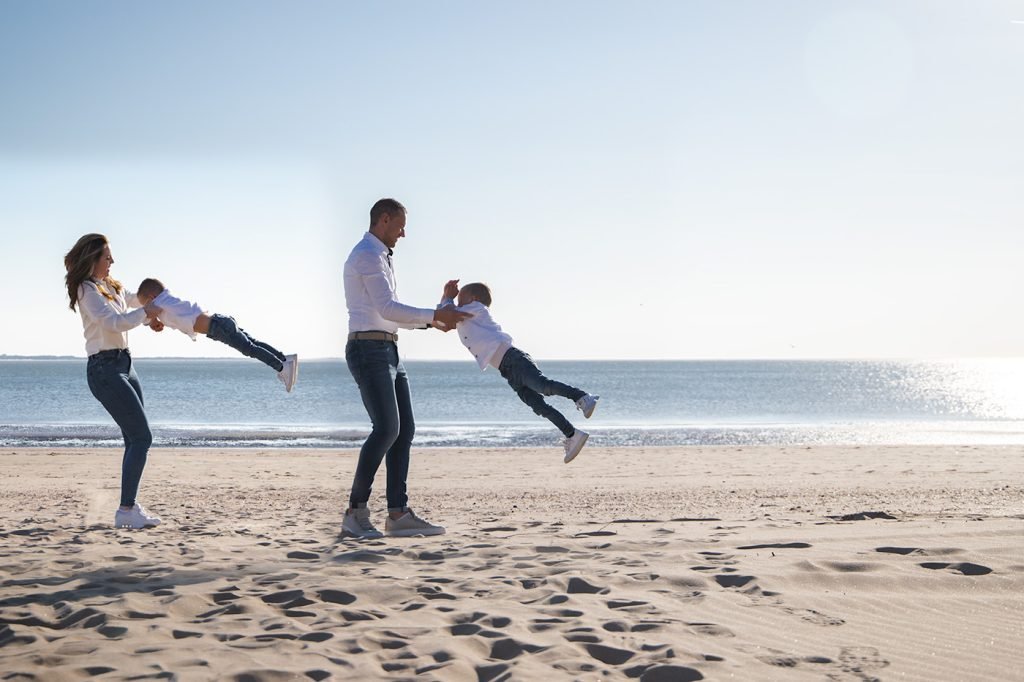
[{"x1": 64, "y1": 234, "x2": 165, "y2": 529}]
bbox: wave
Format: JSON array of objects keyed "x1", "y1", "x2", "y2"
[{"x1": 4, "y1": 420, "x2": 1024, "y2": 449}]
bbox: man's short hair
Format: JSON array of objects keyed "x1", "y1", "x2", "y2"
[
  {"x1": 137, "y1": 278, "x2": 165, "y2": 300},
  {"x1": 370, "y1": 198, "x2": 406, "y2": 227},
  {"x1": 461, "y1": 282, "x2": 492, "y2": 307}
]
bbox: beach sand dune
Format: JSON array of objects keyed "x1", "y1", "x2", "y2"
[{"x1": 1, "y1": 446, "x2": 1022, "y2": 680}]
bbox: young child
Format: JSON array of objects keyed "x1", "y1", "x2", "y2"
[
  {"x1": 438, "y1": 280, "x2": 598, "y2": 463},
  {"x1": 136, "y1": 278, "x2": 299, "y2": 392}
]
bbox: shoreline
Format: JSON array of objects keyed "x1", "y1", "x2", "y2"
[{"x1": 1, "y1": 445, "x2": 1022, "y2": 680}]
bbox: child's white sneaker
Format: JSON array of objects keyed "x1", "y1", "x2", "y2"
[
  {"x1": 114, "y1": 503, "x2": 161, "y2": 529},
  {"x1": 277, "y1": 354, "x2": 298, "y2": 393},
  {"x1": 563, "y1": 429, "x2": 589, "y2": 463},
  {"x1": 575, "y1": 394, "x2": 599, "y2": 419},
  {"x1": 341, "y1": 508, "x2": 384, "y2": 539}
]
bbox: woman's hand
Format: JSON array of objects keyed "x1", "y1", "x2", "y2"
[{"x1": 143, "y1": 302, "x2": 163, "y2": 318}]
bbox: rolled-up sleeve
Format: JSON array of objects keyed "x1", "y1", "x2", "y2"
[{"x1": 80, "y1": 285, "x2": 147, "y2": 332}]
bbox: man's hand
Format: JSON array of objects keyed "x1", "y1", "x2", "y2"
[
  {"x1": 433, "y1": 305, "x2": 472, "y2": 331},
  {"x1": 443, "y1": 279, "x2": 460, "y2": 300}
]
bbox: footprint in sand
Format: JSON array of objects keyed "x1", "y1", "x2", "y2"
[
  {"x1": 737, "y1": 542, "x2": 811, "y2": 550},
  {"x1": 635, "y1": 665, "x2": 705, "y2": 681},
  {"x1": 919, "y1": 561, "x2": 992, "y2": 576},
  {"x1": 565, "y1": 577, "x2": 608, "y2": 594},
  {"x1": 688, "y1": 622, "x2": 735, "y2": 637},
  {"x1": 876, "y1": 546, "x2": 965, "y2": 557},
  {"x1": 490, "y1": 637, "x2": 548, "y2": 660},
  {"x1": 260, "y1": 589, "x2": 314, "y2": 608},
  {"x1": 713, "y1": 574, "x2": 757, "y2": 588},
  {"x1": 782, "y1": 607, "x2": 845, "y2": 626},
  {"x1": 315, "y1": 589, "x2": 356, "y2": 605},
  {"x1": 585, "y1": 642, "x2": 636, "y2": 665},
  {"x1": 476, "y1": 662, "x2": 511, "y2": 682}
]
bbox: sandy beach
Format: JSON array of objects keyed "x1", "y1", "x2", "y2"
[{"x1": 1, "y1": 445, "x2": 1022, "y2": 680}]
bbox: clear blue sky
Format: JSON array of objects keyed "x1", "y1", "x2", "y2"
[{"x1": 1, "y1": 1, "x2": 1022, "y2": 359}]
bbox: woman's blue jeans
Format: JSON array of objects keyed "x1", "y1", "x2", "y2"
[
  {"x1": 498, "y1": 347, "x2": 585, "y2": 438},
  {"x1": 86, "y1": 349, "x2": 152, "y2": 508},
  {"x1": 345, "y1": 339, "x2": 413, "y2": 511}
]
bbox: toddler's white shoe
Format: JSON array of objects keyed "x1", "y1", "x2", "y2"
[
  {"x1": 563, "y1": 429, "x2": 589, "y2": 464},
  {"x1": 575, "y1": 394, "x2": 599, "y2": 419},
  {"x1": 114, "y1": 503, "x2": 161, "y2": 529},
  {"x1": 277, "y1": 354, "x2": 299, "y2": 393}
]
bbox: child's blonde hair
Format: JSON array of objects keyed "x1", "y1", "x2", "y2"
[
  {"x1": 461, "y1": 282, "x2": 492, "y2": 307},
  {"x1": 137, "y1": 278, "x2": 165, "y2": 301}
]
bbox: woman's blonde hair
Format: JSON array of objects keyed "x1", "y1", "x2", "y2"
[{"x1": 64, "y1": 233, "x2": 122, "y2": 311}]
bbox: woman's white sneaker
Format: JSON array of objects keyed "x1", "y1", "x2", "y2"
[{"x1": 114, "y1": 503, "x2": 161, "y2": 529}]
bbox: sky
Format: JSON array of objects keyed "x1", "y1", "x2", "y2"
[{"x1": 1, "y1": 1, "x2": 1022, "y2": 360}]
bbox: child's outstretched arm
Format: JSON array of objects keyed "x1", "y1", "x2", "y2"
[
  {"x1": 433, "y1": 279, "x2": 461, "y2": 331},
  {"x1": 441, "y1": 279, "x2": 459, "y2": 303}
]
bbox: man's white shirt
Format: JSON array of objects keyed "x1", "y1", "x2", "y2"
[{"x1": 343, "y1": 232, "x2": 434, "y2": 333}]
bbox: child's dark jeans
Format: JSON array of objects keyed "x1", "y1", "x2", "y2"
[{"x1": 498, "y1": 346, "x2": 585, "y2": 438}]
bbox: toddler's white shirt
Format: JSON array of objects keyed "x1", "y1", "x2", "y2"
[
  {"x1": 152, "y1": 290, "x2": 205, "y2": 340},
  {"x1": 441, "y1": 298, "x2": 513, "y2": 371}
]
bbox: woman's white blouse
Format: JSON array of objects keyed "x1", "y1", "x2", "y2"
[{"x1": 77, "y1": 280, "x2": 148, "y2": 356}]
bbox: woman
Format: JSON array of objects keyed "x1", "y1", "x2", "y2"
[{"x1": 65, "y1": 234, "x2": 165, "y2": 529}]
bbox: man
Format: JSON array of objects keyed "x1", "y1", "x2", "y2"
[{"x1": 341, "y1": 198, "x2": 471, "y2": 538}]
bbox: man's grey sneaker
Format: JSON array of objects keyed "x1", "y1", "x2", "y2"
[
  {"x1": 575, "y1": 393, "x2": 599, "y2": 419},
  {"x1": 114, "y1": 503, "x2": 161, "y2": 529},
  {"x1": 385, "y1": 510, "x2": 446, "y2": 537},
  {"x1": 563, "y1": 429, "x2": 589, "y2": 464},
  {"x1": 278, "y1": 354, "x2": 299, "y2": 393},
  {"x1": 342, "y1": 508, "x2": 383, "y2": 539}
]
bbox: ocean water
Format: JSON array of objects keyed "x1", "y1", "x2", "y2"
[{"x1": 2, "y1": 358, "x2": 1024, "y2": 448}]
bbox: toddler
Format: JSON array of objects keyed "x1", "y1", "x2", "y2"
[
  {"x1": 439, "y1": 280, "x2": 598, "y2": 463},
  {"x1": 136, "y1": 278, "x2": 298, "y2": 392}
]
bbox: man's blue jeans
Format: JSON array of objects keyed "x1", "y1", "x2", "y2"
[
  {"x1": 498, "y1": 346, "x2": 585, "y2": 438},
  {"x1": 345, "y1": 339, "x2": 413, "y2": 511},
  {"x1": 207, "y1": 314, "x2": 286, "y2": 372},
  {"x1": 86, "y1": 349, "x2": 152, "y2": 508}
]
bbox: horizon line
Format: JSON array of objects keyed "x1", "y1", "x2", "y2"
[{"x1": 3, "y1": 354, "x2": 1024, "y2": 362}]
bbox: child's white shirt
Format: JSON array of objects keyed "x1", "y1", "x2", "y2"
[
  {"x1": 441, "y1": 298, "x2": 513, "y2": 371},
  {"x1": 152, "y1": 290, "x2": 205, "y2": 340}
]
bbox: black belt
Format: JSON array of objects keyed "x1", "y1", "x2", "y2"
[
  {"x1": 348, "y1": 331, "x2": 398, "y2": 342},
  {"x1": 89, "y1": 348, "x2": 130, "y2": 360}
]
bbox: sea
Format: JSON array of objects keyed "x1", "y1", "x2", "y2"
[{"x1": 2, "y1": 358, "x2": 1024, "y2": 449}]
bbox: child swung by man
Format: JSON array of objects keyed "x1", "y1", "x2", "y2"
[
  {"x1": 439, "y1": 280, "x2": 598, "y2": 462},
  {"x1": 136, "y1": 278, "x2": 299, "y2": 392}
]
